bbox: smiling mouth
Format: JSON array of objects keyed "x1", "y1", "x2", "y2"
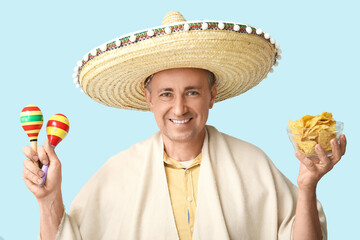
[{"x1": 170, "y1": 118, "x2": 192, "y2": 124}]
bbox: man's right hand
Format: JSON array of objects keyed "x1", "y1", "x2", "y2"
[
  {"x1": 22, "y1": 139, "x2": 62, "y2": 201},
  {"x1": 23, "y1": 139, "x2": 65, "y2": 239}
]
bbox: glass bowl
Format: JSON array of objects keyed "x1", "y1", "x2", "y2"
[{"x1": 287, "y1": 121, "x2": 344, "y2": 158}]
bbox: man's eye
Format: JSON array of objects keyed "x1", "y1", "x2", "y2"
[
  {"x1": 160, "y1": 92, "x2": 171, "y2": 97},
  {"x1": 187, "y1": 91, "x2": 199, "y2": 96}
]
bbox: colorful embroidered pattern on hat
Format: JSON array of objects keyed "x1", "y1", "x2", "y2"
[{"x1": 76, "y1": 21, "x2": 279, "y2": 74}]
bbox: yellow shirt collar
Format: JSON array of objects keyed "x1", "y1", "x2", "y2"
[{"x1": 163, "y1": 151, "x2": 202, "y2": 169}]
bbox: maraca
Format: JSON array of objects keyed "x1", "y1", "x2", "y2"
[
  {"x1": 40, "y1": 114, "x2": 70, "y2": 186},
  {"x1": 46, "y1": 114, "x2": 70, "y2": 148},
  {"x1": 20, "y1": 104, "x2": 43, "y2": 168}
]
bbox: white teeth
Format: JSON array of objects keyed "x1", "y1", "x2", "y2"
[{"x1": 172, "y1": 119, "x2": 190, "y2": 124}]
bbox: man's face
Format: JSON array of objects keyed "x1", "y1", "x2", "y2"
[{"x1": 144, "y1": 68, "x2": 216, "y2": 143}]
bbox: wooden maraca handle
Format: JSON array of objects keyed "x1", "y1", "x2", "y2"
[{"x1": 30, "y1": 141, "x2": 40, "y2": 168}]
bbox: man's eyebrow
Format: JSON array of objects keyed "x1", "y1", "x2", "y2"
[
  {"x1": 157, "y1": 88, "x2": 174, "y2": 93},
  {"x1": 184, "y1": 86, "x2": 202, "y2": 90},
  {"x1": 157, "y1": 86, "x2": 202, "y2": 93}
]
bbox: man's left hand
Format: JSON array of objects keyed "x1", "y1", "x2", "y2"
[{"x1": 295, "y1": 134, "x2": 347, "y2": 191}]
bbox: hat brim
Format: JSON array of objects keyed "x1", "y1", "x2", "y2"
[{"x1": 78, "y1": 22, "x2": 278, "y2": 111}]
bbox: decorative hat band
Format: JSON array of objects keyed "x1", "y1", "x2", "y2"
[{"x1": 72, "y1": 20, "x2": 282, "y2": 88}]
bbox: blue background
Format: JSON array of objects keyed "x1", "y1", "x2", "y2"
[{"x1": 1, "y1": 0, "x2": 359, "y2": 239}]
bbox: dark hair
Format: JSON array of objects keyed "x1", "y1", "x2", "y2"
[{"x1": 145, "y1": 69, "x2": 216, "y2": 93}]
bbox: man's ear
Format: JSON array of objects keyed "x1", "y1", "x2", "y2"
[
  {"x1": 144, "y1": 87, "x2": 153, "y2": 112},
  {"x1": 209, "y1": 82, "x2": 217, "y2": 109}
]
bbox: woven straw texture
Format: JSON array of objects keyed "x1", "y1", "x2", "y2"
[
  {"x1": 78, "y1": 11, "x2": 277, "y2": 111},
  {"x1": 162, "y1": 10, "x2": 186, "y2": 25}
]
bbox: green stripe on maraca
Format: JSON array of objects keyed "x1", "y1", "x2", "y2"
[{"x1": 20, "y1": 114, "x2": 43, "y2": 123}]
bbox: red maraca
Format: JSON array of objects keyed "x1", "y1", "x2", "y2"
[
  {"x1": 39, "y1": 114, "x2": 70, "y2": 186},
  {"x1": 20, "y1": 104, "x2": 43, "y2": 168},
  {"x1": 46, "y1": 114, "x2": 70, "y2": 148}
]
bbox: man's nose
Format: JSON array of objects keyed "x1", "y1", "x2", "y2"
[{"x1": 173, "y1": 96, "x2": 188, "y2": 116}]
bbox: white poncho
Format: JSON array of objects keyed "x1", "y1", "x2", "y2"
[{"x1": 40, "y1": 125, "x2": 327, "y2": 239}]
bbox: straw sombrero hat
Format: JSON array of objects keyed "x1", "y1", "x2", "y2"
[{"x1": 72, "y1": 10, "x2": 281, "y2": 111}]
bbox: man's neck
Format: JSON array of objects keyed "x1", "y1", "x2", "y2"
[{"x1": 162, "y1": 128, "x2": 206, "y2": 162}]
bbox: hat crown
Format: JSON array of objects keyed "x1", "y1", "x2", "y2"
[{"x1": 161, "y1": 11, "x2": 186, "y2": 25}]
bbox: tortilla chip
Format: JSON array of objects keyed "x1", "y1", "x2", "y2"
[{"x1": 289, "y1": 112, "x2": 337, "y2": 156}]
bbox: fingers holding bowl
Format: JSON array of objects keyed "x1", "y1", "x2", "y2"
[
  {"x1": 295, "y1": 150, "x2": 317, "y2": 172},
  {"x1": 314, "y1": 144, "x2": 330, "y2": 163},
  {"x1": 330, "y1": 134, "x2": 347, "y2": 166},
  {"x1": 340, "y1": 134, "x2": 347, "y2": 156},
  {"x1": 330, "y1": 138, "x2": 342, "y2": 164}
]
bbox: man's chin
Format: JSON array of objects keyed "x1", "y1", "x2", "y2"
[{"x1": 163, "y1": 130, "x2": 196, "y2": 143}]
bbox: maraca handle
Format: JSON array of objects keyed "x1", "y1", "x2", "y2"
[{"x1": 30, "y1": 141, "x2": 40, "y2": 168}]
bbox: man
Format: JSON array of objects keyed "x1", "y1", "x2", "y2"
[{"x1": 22, "y1": 11, "x2": 346, "y2": 240}]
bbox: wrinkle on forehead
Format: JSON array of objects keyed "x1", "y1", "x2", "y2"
[{"x1": 146, "y1": 68, "x2": 215, "y2": 93}]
